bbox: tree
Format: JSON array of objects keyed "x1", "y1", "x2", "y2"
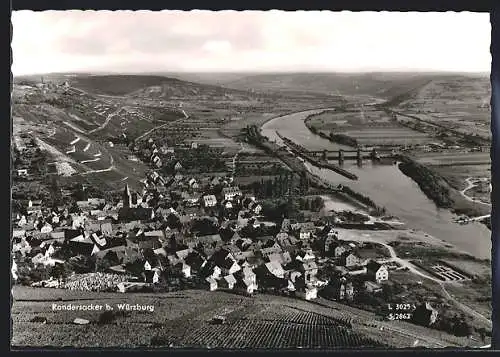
[
  {"x1": 67, "y1": 254, "x2": 95, "y2": 273},
  {"x1": 166, "y1": 214, "x2": 181, "y2": 230},
  {"x1": 51, "y1": 263, "x2": 68, "y2": 286},
  {"x1": 192, "y1": 218, "x2": 218, "y2": 235}
]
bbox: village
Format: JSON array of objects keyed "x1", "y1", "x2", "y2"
[
  {"x1": 11, "y1": 131, "x2": 434, "y2": 313},
  {"x1": 11, "y1": 81, "x2": 489, "y2": 343}
]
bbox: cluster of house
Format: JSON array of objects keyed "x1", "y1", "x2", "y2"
[
  {"x1": 12, "y1": 181, "x2": 391, "y2": 304},
  {"x1": 12, "y1": 143, "x2": 392, "y2": 302},
  {"x1": 134, "y1": 137, "x2": 209, "y2": 171}
]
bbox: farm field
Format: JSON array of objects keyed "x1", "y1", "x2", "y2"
[
  {"x1": 442, "y1": 281, "x2": 492, "y2": 320},
  {"x1": 12, "y1": 286, "x2": 472, "y2": 349},
  {"x1": 341, "y1": 128, "x2": 430, "y2": 146},
  {"x1": 441, "y1": 259, "x2": 491, "y2": 278},
  {"x1": 306, "y1": 109, "x2": 433, "y2": 146},
  {"x1": 306, "y1": 109, "x2": 391, "y2": 130},
  {"x1": 396, "y1": 76, "x2": 490, "y2": 139},
  {"x1": 413, "y1": 153, "x2": 491, "y2": 166},
  {"x1": 43, "y1": 130, "x2": 113, "y2": 172}
]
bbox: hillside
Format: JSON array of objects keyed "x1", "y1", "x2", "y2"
[
  {"x1": 11, "y1": 80, "x2": 186, "y2": 192},
  {"x1": 65, "y1": 75, "x2": 262, "y2": 101},
  {"x1": 222, "y1": 72, "x2": 468, "y2": 99}
]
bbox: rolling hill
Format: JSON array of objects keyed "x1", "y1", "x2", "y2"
[
  {"x1": 66, "y1": 74, "x2": 263, "y2": 101},
  {"x1": 220, "y1": 72, "x2": 472, "y2": 99}
]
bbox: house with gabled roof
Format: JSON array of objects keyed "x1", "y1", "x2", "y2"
[
  {"x1": 296, "y1": 249, "x2": 316, "y2": 263},
  {"x1": 366, "y1": 260, "x2": 389, "y2": 283},
  {"x1": 300, "y1": 261, "x2": 319, "y2": 285},
  {"x1": 210, "y1": 248, "x2": 241, "y2": 276},
  {"x1": 264, "y1": 261, "x2": 286, "y2": 279},
  {"x1": 218, "y1": 274, "x2": 237, "y2": 290},
  {"x1": 144, "y1": 230, "x2": 165, "y2": 240},
  {"x1": 293, "y1": 276, "x2": 318, "y2": 301},
  {"x1": 364, "y1": 280, "x2": 382, "y2": 294},
  {"x1": 12, "y1": 236, "x2": 31, "y2": 257},
  {"x1": 142, "y1": 268, "x2": 161, "y2": 284},
  {"x1": 261, "y1": 242, "x2": 283, "y2": 260},
  {"x1": 153, "y1": 247, "x2": 167, "y2": 257},
  {"x1": 295, "y1": 222, "x2": 315, "y2": 240},
  {"x1": 138, "y1": 238, "x2": 163, "y2": 251},
  {"x1": 175, "y1": 247, "x2": 192, "y2": 261},
  {"x1": 200, "y1": 259, "x2": 223, "y2": 280},
  {"x1": 174, "y1": 162, "x2": 183, "y2": 171},
  {"x1": 339, "y1": 251, "x2": 361, "y2": 268},
  {"x1": 91, "y1": 233, "x2": 107, "y2": 248}
]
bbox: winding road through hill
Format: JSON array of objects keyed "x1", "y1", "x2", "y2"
[{"x1": 460, "y1": 177, "x2": 491, "y2": 206}]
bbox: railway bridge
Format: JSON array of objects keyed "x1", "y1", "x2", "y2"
[{"x1": 308, "y1": 148, "x2": 398, "y2": 165}]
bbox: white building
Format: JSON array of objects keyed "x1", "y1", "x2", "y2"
[
  {"x1": 366, "y1": 261, "x2": 389, "y2": 283},
  {"x1": 222, "y1": 186, "x2": 242, "y2": 201},
  {"x1": 203, "y1": 195, "x2": 217, "y2": 207}
]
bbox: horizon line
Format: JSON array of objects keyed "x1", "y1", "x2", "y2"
[{"x1": 13, "y1": 69, "x2": 491, "y2": 78}]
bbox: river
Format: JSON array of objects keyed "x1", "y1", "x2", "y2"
[{"x1": 261, "y1": 108, "x2": 492, "y2": 260}]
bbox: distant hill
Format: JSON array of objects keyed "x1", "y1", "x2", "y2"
[
  {"x1": 14, "y1": 71, "x2": 489, "y2": 102},
  {"x1": 63, "y1": 74, "x2": 264, "y2": 100},
  {"x1": 147, "y1": 72, "x2": 255, "y2": 87},
  {"x1": 221, "y1": 72, "x2": 473, "y2": 99}
]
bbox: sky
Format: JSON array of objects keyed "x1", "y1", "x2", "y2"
[{"x1": 11, "y1": 10, "x2": 491, "y2": 76}]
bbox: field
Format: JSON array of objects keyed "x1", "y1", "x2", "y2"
[
  {"x1": 442, "y1": 281, "x2": 492, "y2": 319},
  {"x1": 306, "y1": 109, "x2": 432, "y2": 147},
  {"x1": 355, "y1": 242, "x2": 391, "y2": 260},
  {"x1": 441, "y1": 259, "x2": 491, "y2": 278},
  {"x1": 413, "y1": 152, "x2": 491, "y2": 167},
  {"x1": 408, "y1": 151, "x2": 491, "y2": 206},
  {"x1": 12, "y1": 286, "x2": 389, "y2": 349},
  {"x1": 395, "y1": 76, "x2": 490, "y2": 140},
  {"x1": 222, "y1": 72, "x2": 441, "y2": 99},
  {"x1": 12, "y1": 285, "x2": 480, "y2": 349}
]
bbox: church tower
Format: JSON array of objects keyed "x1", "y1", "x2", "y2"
[{"x1": 123, "y1": 184, "x2": 132, "y2": 208}]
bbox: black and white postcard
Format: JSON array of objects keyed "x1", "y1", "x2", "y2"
[{"x1": 10, "y1": 10, "x2": 493, "y2": 349}]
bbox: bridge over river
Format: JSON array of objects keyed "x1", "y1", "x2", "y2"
[{"x1": 307, "y1": 148, "x2": 397, "y2": 163}]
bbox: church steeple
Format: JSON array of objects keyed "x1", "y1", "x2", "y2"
[{"x1": 123, "y1": 184, "x2": 132, "y2": 208}]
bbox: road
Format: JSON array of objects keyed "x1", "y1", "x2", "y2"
[
  {"x1": 88, "y1": 107, "x2": 124, "y2": 134},
  {"x1": 439, "y1": 284, "x2": 492, "y2": 328},
  {"x1": 70, "y1": 86, "x2": 127, "y2": 100},
  {"x1": 460, "y1": 177, "x2": 492, "y2": 206},
  {"x1": 337, "y1": 231, "x2": 492, "y2": 326},
  {"x1": 135, "y1": 122, "x2": 171, "y2": 142},
  {"x1": 349, "y1": 234, "x2": 444, "y2": 283},
  {"x1": 456, "y1": 214, "x2": 491, "y2": 223},
  {"x1": 79, "y1": 145, "x2": 115, "y2": 175},
  {"x1": 230, "y1": 142, "x2": 245, "y2": 177},
  {"x1": 135, "y1": 109, "x2": 190, "y2": 142}
]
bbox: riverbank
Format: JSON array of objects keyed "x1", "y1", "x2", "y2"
[
  {"x1": 260, "y1": 107, "x2": 491, "y2": 260},
  {"x1": 397, "y1": 155, "x2": 491, "y2": 219},
  {"x1": 397, "y1": 155, "x2": 454, "y2": 208},
  {"x1": 305, "y1": 109, "x2": 360, "y2": 148},
  {"x1": 246, "y1": 124, "x2": 389, "y2": 216}
]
